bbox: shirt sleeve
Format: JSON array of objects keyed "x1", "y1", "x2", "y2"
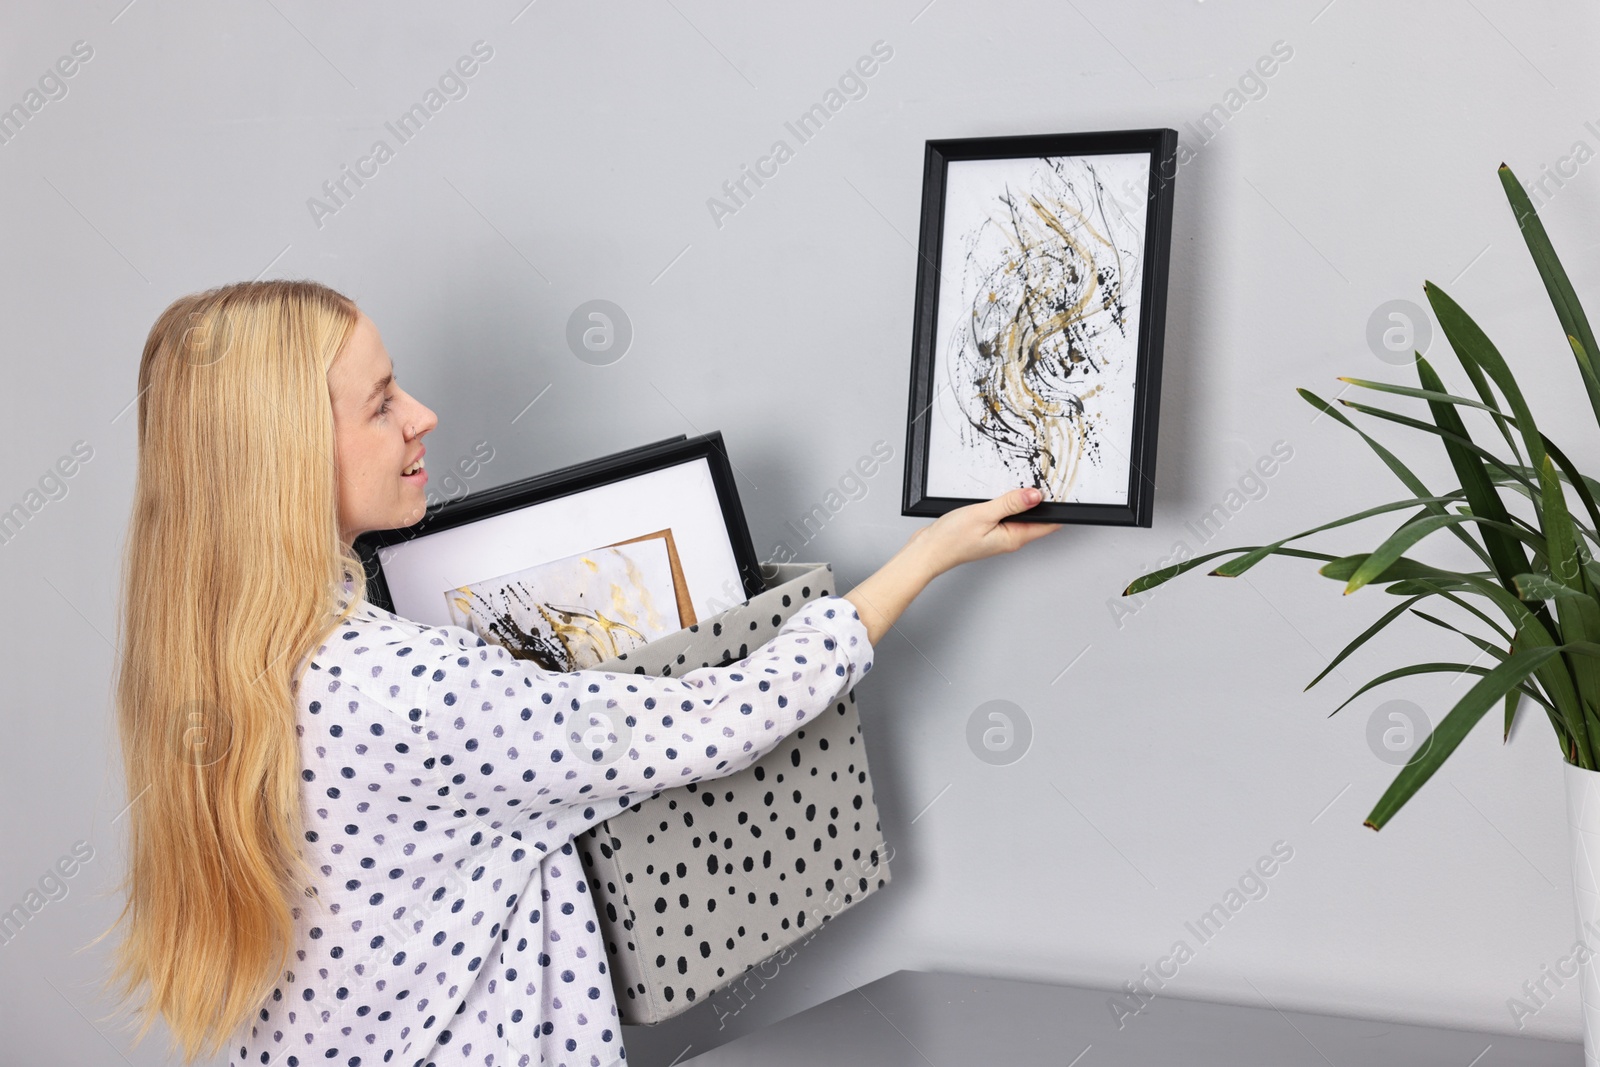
[{"x1": 351, "y1": 594, "x2": 875, "y2": 835}]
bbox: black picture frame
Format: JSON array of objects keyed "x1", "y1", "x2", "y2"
[
  {"x1": 354, "y1": 431, "x2": 766, "y2": 617},
  {"x1": 901, "y1": 128, "x2": 1178, "y2": 527}
]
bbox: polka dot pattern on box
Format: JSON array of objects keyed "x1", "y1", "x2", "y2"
[{"x1": 572, "y1": 567, "x2": 893, "y2": 1025}]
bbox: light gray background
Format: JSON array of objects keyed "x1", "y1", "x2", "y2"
[{"x1": 2, "y1": 1, "x2": 1596, "y2": 1063}]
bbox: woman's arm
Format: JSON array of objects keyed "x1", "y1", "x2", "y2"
[
  {"x1": 844, "y1": 486, "x2": 1060, "y2": 645},
  {"x1": 341, "y1": 486, "x2": 1060, "y2": 837},
  {"x1": 341, "y1": 593, "x2": 875, "y2": 836}
]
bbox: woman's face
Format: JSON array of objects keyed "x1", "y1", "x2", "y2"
[{"x1": 328, "y1": 310, "x2": 438, "y2": 543}]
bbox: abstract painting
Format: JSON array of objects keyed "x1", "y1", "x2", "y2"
[
  {"x1": 357, "y1": 432, "x2": 766, "y2": 628},
  {"x1": 903, "y1": 130, "x2": 1177, "y2": 527},
  {"x1": 446, "y1": 533, "x2": 689, "y2": 671}
]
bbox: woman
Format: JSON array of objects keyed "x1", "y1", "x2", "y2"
[{"x1": 107, "y1": 279, "x2": 1059, "y2": 1067}]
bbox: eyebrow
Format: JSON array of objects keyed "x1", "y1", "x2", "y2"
[{"x1": 364, "y1": 373, "x2": 393, "y2": 405}]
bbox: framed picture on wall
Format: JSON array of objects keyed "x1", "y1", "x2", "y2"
[
  {"x1": 902, "y1": 128, "x2": 1179, "y2": 527},
  {"x1": 354, "y1": 433, "x2": 766, "y2": 660}
]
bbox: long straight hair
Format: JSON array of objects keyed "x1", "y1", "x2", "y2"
[{"x1": 105, "y1": 279, "x2": 364, "y2": 1062}]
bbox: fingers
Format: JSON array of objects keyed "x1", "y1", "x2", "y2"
[
  {"x1": 993, "y1": 489, "x2": 1060, "y2": 551},
  {"x1": 982, "y1": 486, "x2": 1043, "y2": 520},
  {"x1": 1011, "y1": 520, "x2": 1064, "y2": 547},
  {"x1": 1012, "y1": 486, "x2": 1044, "y2": 512}
]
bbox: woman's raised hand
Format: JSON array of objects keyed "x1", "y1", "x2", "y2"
[
  {"x1": 843, "y1": 488, "x2": 1062, "y2": 647},
  {"x1": 904, "y1": 487, "x2": 1063, "y2": 579}
]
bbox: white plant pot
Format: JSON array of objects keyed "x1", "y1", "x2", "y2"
[{"x1": 1565, "y1": 759, "x2": 1600, "y2": 1064}]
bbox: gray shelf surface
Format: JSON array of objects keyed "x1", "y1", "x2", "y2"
[{"x1": 678, "y1": 969, "x2": 1581, "y2": 1066}]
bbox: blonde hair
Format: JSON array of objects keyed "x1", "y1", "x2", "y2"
[{"x1": 104, "y1": 279, "x2": 364, "y2": 1062}]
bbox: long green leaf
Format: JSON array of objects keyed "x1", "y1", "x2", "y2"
[
  {"x1": 1330, "y1": 661, "x2": 1507, "y2": 717},
  {"x1": 1334, "y1": 398, "x2": 1537, "y2": 496},
  {"x1": 1415, "y1": 280, "x2": 1585, "y2": 759},
  {"x1": 1491, "y1": 475, "x2": 1598, "y2": 545},
  {"x1": 1343, "y1": 513, "x2": 1547, "y2": 594},
  {"x1": 1585, "y1": 696, "x2": 1600, "y2": 762},
  {"x1": 1568, "y1": 336, "x2": 1600, "y2": 432},
  {"x1": 1498, "y1": 163, "x2": 1600, "y2": 430},
  {"x1": 1208, "y1": 495, "x2": 1464, "y2": 579},
  {"x1": 1505, "y1": 463, "x2": 1600, "y2": 508},
  {"x1": 1304, "y1": 594, "x2": 1429, "y2": 692},
  {"x1": 1401, "y1": 609, "x2": 1558, "y2": 743},
  {"x1": 1404, "y1": 608, "x2": 1556, "y2": 744},
  {"x1": 1335, "y1": 377, "x2": 1505, "y2": 416},
  {"x1": 1541, "y1": 433, "x2": 1600, "y2": 546},
  {"x1": 1445, "y1": 311, "x2": 1525, "y2": 464},
  {"x1": 1414, "y1": 618, "x2": 1560, "y2": 728},
  {"x1": 1515, "y1": 572, "x2": 1591, "y2": 601},
  {"x1": 1365, "y1": 644, "x2": 1565, "y2": 829},
  {"x1": 1122, "y1": 545, "x2": 1339, "y2": 597},
  {"x1": 1374, "y1": 571, "x2": 1584, "y2": 759},
  {"x1": 1424, "y1": 281, "x2": 1549, "y2": 474},
  {"x1": 1298, "y1": 388, "x2": 1495, "y2": 568},
  {"x1": 1306, "y1": 581, "x2": 1520, "y2": 693},
  {"x1": 1320, "y1": 553, "x2": 1465, "y2": 586},
  {"x1": 1538, "y1": 452, "x2": 1600, "y2": 766},
  {"x1": 1505, "y1": 683, "x2": 1564, "y2": 746},
  {"x1": 1386, "y1": 576, "x2": 1491, "y2": 595},
  {"x1": 1518, "y1": 617, "x2": 1594, "y2": 768},
  {"x1": 1409, "y1": 609, "x2": 1506, "y2": 663},
  {"x1": 1425, "y1": 584, "x2": 1515, "y2": 643},
  {"x1": 1374, "y1": 573, "x2": 1531, "y2": 627},
  {"x1": 1415, "y1": 355, "x2": 1535, "y2": 594},
  {"x1": 1323, "y1": 569, "x2": 1569, "y2": 751}
]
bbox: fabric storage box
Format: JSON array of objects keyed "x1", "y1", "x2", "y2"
[{"x1": 574, "y1": 562, "x2": 892, "y2": 1025}]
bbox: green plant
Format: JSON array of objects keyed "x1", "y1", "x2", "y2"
[{"x1": 1123, "y1": 164, "x2": 1600, "y2": 830}]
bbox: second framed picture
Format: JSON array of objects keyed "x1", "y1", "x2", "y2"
[
  {"x1": 902, "y1": 128, "x2": 1178, "y2": 527},
  {"x1": 354, "y1": 432, "x2": 764, "y2": 669}
]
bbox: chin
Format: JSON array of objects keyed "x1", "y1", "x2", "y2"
[{"x1": 404, "y1": 497, "x2": 433, "y2": 524}]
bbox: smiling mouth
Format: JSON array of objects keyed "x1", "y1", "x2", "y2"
[{"x1": 402, "y1": 456, "x2": 426, "y2": 477}]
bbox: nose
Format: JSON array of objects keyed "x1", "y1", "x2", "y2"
[{"x1": 406, "y1": 399, "x2": 439, "y2": 440}]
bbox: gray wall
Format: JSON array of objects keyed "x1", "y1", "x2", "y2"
[{"x1": 3, "y1": 0, "x2": 1597, "y2": 1061}]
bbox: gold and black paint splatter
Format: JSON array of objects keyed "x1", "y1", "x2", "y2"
[
  {"x1": 943, "y1": 155, "x2": 1144, "y2": 501},
  {"x1": 451, "y1": 583, "x2": 646, "y2": 672}
]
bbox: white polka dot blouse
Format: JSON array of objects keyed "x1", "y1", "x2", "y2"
[{"x1": 230, "y1": 590, "x2": 875, "y2": 1067}]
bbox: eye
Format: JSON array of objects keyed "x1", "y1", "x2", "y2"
[{"x1": 376, "y1": 394, "x2": 394, "y2": 418}]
